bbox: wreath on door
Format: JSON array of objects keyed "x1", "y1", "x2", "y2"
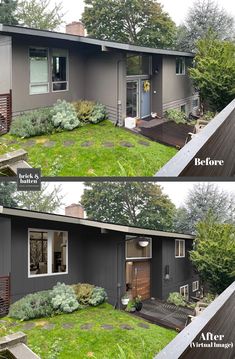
[{"x1": 143, "y1": 80, "x2": 150, "y2": 93}]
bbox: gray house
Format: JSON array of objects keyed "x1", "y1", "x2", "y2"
[
  {"x1": 0, "y1": 23, "x2": 199, "y2": 130},
  {"x1": 0, "y1": 206, "x2": 199, "y2": 309}
]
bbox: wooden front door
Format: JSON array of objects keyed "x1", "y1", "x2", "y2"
[{"x1": 131, "y1": 261, "x2": 150, "y2": 300}]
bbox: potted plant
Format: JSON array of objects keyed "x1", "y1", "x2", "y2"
[
  {"x1": 121, "y1": 293, "x2": 130, "y2": 306},
  {"x1": 134, "y1": 295, "x2": 143, "y2": 312},
  {"x1": 125, "y1": 299, "x2": 136, "y2": 312}
]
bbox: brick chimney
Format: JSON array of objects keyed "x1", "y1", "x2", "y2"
[
  {"x1": 66, "y1": 21, "x2": 85, "y2": 36},
  {"x1": 65, "y1": 203, "x2": 84, "y2": 218}
]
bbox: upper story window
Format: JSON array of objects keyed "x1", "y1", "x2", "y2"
[
  {"x1": 175, "y1": 239, "x2": 185, "y2": 258},
  {"x1": 29, "y1": 229, "x2": 68, "y2": 277},
  {"x1": 52, "y1": 49, "x2": 68, "y2": 92},
  {"x1": 29, "y1": 48, "x2": 49, "y2": 94},
  {"x1": 127, "y1": 55, "x2": 151, "y2": 76},
  {"x1": 176, "y1": 57, "x2": 185, "y2": 75},
  {"x1": 126, "y1": 236, "x2": 152, "y2": 259}
]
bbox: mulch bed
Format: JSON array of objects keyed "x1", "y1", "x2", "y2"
[{"x1": 138, "y1": 121, "x2": 194, "y2": 149}]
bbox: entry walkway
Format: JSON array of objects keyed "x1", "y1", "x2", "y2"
[{"x1": 135, "y1": 299, "x2": 194, "y2": 331}]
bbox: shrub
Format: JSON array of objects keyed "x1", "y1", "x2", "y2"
[
  {"x1": 202, "y1": 111, "x2": 216, "y2": 122},
  {"x1": 50, "y1": 282, "x2": 79, "y2": 313},
  {"x1": 90, "y1": 103, "x2": 108, "y2": 124},
  {"x1": 165, "y1": 109, "x2": 187, "y2": 124},
  {"x1": 73, "y1": 100, "x2": 95, "y2": 123},
  {"x1": 51, "y1": 100, "x2": 81, "y2": 131},
  {"x1": 72, "y1": 283, "x2": 94, "y2": 305},
  {"x1": 10, "y1": 108, "x2": 54, "y2": 138},
  {"x1": 88, "y1": 286, "x2": 108, "y2": 306},
  {"x1": 203, "y1": 292, "x2": 216, "y2": 304},
  {"x1": 9, "y1": 290, "x2": 53, "y2": 320},
  {"x1": 167, "y1": 292, "x2": 187, "y2": 307}
]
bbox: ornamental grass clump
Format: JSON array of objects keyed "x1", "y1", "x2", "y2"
[{"x1": 72, "y1": 283, "x2": 94, "y2": 305}]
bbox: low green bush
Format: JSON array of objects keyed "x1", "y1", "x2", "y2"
[
  {"x1": 203, "y1": 292, "x2": 216, "y2": 304},
  {"x1": 202, "y1": 111, "x2": 216, "y2": 122},
  {"x1": 51, "y1": 100, "x2": 81, "y2": 131},
  {"x1": 10, "y1": 108, "x2": 54, "y2": 138},
  {"x1": 88, "y1": 286, "x2": 108, "y2": 306},
  {"x1": 167, "y1": 292, "x2": 186, "y2": 307},
  {"x1": 50, "y1": 282, "x2": 79, "y2": 313},
  {"x1": 73, "y1": 100, "x2": 95, "y2": 124},
  {"x1": 90, "y1": 103, "x2": 108, "y2": 124},
  {"x1": 9, "y1": 290, "x2": 54, "y2": 320},
  {"x1": 165, "y1": 109, "x2": 187, "y2": 124},
  {"x1": 72, "y1": 283, "x2": 94, "y2": 305}
]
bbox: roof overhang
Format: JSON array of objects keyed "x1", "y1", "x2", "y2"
[
  {"x1": 0, "y1": 24, "x2": 195, "y2": 58},
  {"x1": 0, "y1": 206, "x2": 194, "y2": 240}
]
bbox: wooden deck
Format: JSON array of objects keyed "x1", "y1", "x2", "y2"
[{"x1": 137, "y1": 121, "x2": 194, "y2": 149}]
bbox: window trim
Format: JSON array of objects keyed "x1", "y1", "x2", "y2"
[
  {"x1": 125, "y1": 236, "x2": 152, "y2": 260},
  {"x1": 29, "y1": 47, "x2": 50, "y2": 95},
  {"x1": 192, "y1": 280, "x2": 199, "y2": 292},
  {"x1": 176, "y1": 57, "x2": 186, "y2": 75},
  {"x1": 180, "y1": 284, "x2": 189, "y2": 300},
  {"x1": 175, "y1": 239, "x2": 185, "y2": 258},
  {"x1": 51, "y1": 48, "x2": 69, "y2": 93},
  {"x1": 28, "y1": 228, "x2": 68, "y2": 278}
]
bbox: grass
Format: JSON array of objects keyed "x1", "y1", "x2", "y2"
[
  {"x1": 0, "y1": 121, "x2": 177, "y2": 176},
  {"x1": 0, "y1": 303, "x2": 177, "y2": 359}
]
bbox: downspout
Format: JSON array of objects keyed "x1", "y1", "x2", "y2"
[
  {"x1": 115, "y1": 59, "x2": 122, "y2": 127},
  {"x1": 114, "y1": 241, "x2": 123, "y2": 309}
]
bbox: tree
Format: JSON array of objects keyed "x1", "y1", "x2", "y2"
[
  {"x1": 190, "y1": 218, "x2": 235, "y2": 294},
  {"x1": 0, "y1": 0, "x2": 18, "y2": 25},
  {"x1": 175, "y1": 0, "x2": 235, "y2": 52},
  {"x1": 174, "y1": 183, "x2": 235, "y2": 234},
  {"x1": 189, "y1": 36, "x2": 235, "y2": 111},
  {"x1": 0, "y1": 182, "x2": 18, "y2": 207},
  {"x1": 15, "y1": 183, "x2": 64, "y2": 212},
  {"x1": 16, "y1": 0, "x2": 64, "y2": 30},
  {"x1": 82, "y1": 0, "x2": 176, "y2": 48},
  {"x1": 81, "y1": 182, "x2": 176, "y2": 231}
]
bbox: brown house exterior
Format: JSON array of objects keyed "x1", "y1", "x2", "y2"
[{"x1": 0, "y1": 24, "x2": 199, "y2": 127}]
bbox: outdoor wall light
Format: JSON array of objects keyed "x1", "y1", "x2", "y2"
[
  {"x1": 164, "y1": 265, "x2": 170, "y2": 280},
  {"x1": 138, "y1": 237, "x2": 150, "y2": 247}
]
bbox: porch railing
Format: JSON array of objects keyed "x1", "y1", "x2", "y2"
[
  {"x1": 0, "y1": 275, "x2": 10, "y2": 317},
  {"x1": 155, "y1": 281, "x2": 235, "y2": 359},
  {"x1": 0, "y1": 90, "x2": 12, "y2": 135},
  {"x1": 156, "y1": 99, "x2": 235, "y2": 177}
]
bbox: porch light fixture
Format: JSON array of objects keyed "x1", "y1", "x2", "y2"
[
  {"x1": 164, "y1": 265, "x2": 170, "y2": 280},
  {"x1": 138, "y1": 237, "x2": 150, "y2": 248}
]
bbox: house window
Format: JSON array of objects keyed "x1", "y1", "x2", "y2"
[
  {"x1": 127, "y1": 55, "x2": 151, "y2": 76},
  {"x1": 126, "y1": 236, "x2": 152, "y2": 259},
  {"x1": 181, "y1": 104, "x2": 186, "y2": 113},
  {"x1": 192, "y1": 99, "x2": 199, "y2": 108},
  {"x1": 29, "y1": 229, "x2": 68, "y2": 277},
  {"x1": 176, "y1": 57, "x2": 185, "y2": 75},
  {"x1": 175, "y1": 239, "x2": 185, "y2": 258},
  {"x1": 52, "y1": 49, "x2": 68, "y2": 91},
  {"x1": 192, "y1": 280, "x2": 199, "y2": 292},
  {"x1": 29, "y1": 48, "x2": 49, "y2": 94},
  {"x1": 180, "y1": 284, "x2": 189, "y2": 300}
]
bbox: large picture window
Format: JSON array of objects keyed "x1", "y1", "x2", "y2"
[
  {"x1": 127, "y1": 55, "x2": 151, "y2": 76},
  {"x1": 126, "y1": 236, "x2": 152, "y2": 259},
  {"x1": 52, "y1": 49, "x2": 68, "y2": 91},
  {"x1": 29, "y1": 48, "x2": 49, "y2": 94},
  {"x1": 175, "y1": 239, "x2": 185, "y2": 258},
  {"x1": 29, "y1": 229, "x2": 68, "y2": 277}
]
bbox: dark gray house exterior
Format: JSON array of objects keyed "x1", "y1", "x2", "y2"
[
  {"x1": 0, "y1": 24, "x2": 199, "y2": 127},
  {"x1": 0, "y1": 207, "x2": 199, "y2": 306}
]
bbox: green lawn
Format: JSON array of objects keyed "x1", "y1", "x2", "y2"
[
  {"x1": 0, "y1": 121, "x2": 177, "y2": 176},
  {"x1": 1, "y1": 303, "x2": 176, "y2": 359}
]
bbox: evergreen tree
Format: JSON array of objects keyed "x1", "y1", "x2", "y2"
[{"x1": 0, "y1": 0, "x2": 18, "y2": 25}]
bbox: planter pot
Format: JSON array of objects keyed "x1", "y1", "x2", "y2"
[
  {"x1": 130, "y1": 307, "x2": 136, "y2": 313},
  {"x1": 121, "y1": 298, "x2": 130, "y2": 306},
  {"x1": 135, "y1": 302, "x2": 143, "y2": 312}
]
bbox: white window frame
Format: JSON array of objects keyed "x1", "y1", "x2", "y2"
[
  {"x1": 192, "y1": 280, "x2": 199, "y2": 292},
  {"x1": 176, "y1": 57, "x2": 185, "y2": 75},
  {"x1": 175, "y1": 239, "x2": 185, "y2": 258},
  {"x1": 125, "y1": 236, "x2": 152, "y2": 260},
  {"x1": 51, "y1": 48, "x2": 69, "y2": 93},
  {"x1": 29, "y1": 47, "x2": 49, "y2": 95},
  {"x1": 180, "y1": 284, "x2": 189, "y2": 300},
  {"x1": 28, "y1": 228, "x2": 68, "y2": 278}
]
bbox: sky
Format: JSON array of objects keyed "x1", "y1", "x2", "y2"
[
  {"x1": 47, "y1": 181, "x2": 235, "y2": 214},
  {"x1": 56, "y1": 0, "x2": 235, "y2": 29}
]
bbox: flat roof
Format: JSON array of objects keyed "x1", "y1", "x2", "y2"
[
  {"x1": 0, "y1": 24, "x2": 194, "y2": 58},
  {"x1": 0, "y1": 206, "x2": 194, "y2": 239}
]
